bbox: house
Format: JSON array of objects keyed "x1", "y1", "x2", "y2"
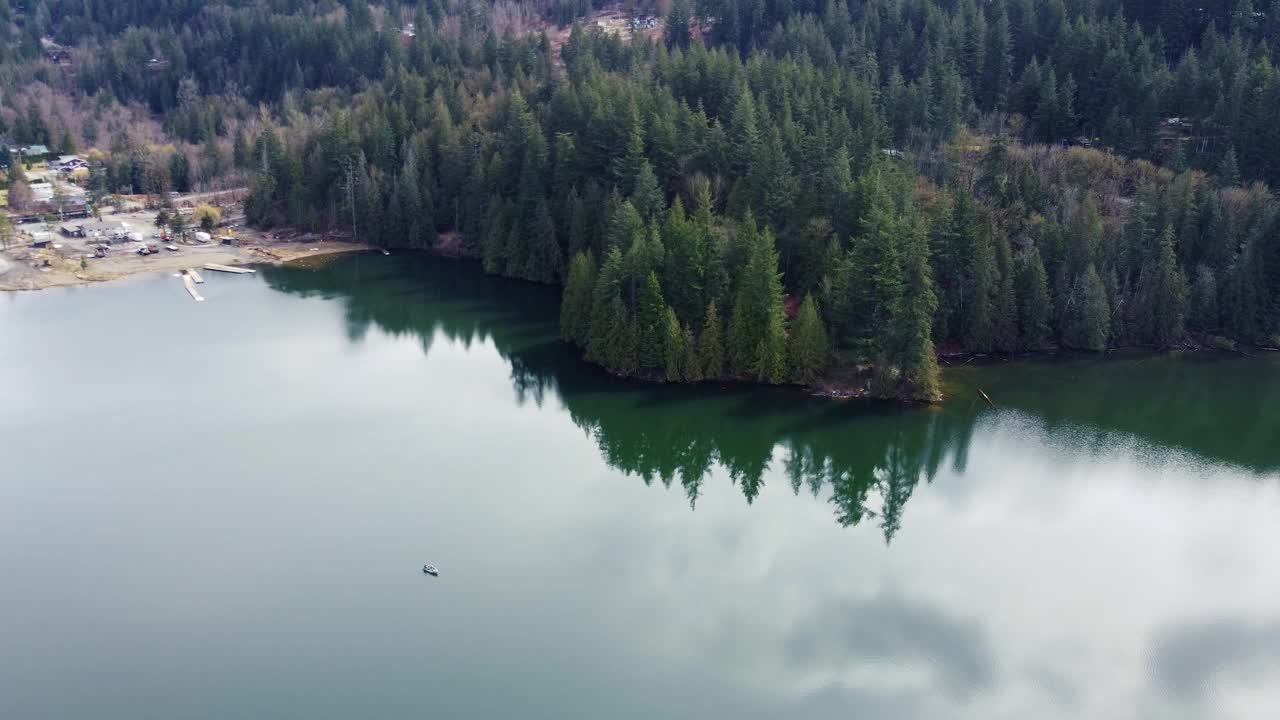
[
  {"x1": 21, "y1": 145, "x2": 51, "y2": 161},
  {"x1": 52, "y1": 155, "x2": 88, "y2": 174}
]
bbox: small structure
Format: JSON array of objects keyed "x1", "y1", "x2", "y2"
[
  {"x1": 59, "y1": 222, "x2": 85, "y2": 237},
  {"x1": 52, "y1": 155, "x2": 87, "y2": 174},
  {"x1": 41, "y1": 36, "x2": 72, "y2": 64},
  {"x1": 204, "y1": 263, "x2": 255, "y2": 274},
  {"x1": 29, "y1": 232, "x2": 53, "y2": 248}
]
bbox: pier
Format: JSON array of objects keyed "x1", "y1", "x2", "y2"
[
  {"x1": 182, "y1": 273, "x2": 205, "y2": 302},
  {"x1": 203, "y1": 263, "x2": 256, "y2": 274}
]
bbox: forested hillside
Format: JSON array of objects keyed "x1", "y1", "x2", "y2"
[{"x1": 3, "y1": 0, "x2": 1280, "y2": 398}]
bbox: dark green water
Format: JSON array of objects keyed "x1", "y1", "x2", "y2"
[{"x1": 3, "y1": 254, "x2": 1279, "y2": 719}]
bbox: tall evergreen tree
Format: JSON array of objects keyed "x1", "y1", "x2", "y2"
[
  {"x1": 636, "y1": 271, "x2": 668, "y2": 370},
  {"x1": 788, "y1": 294, "x2": 829, "y2": 384},
  {"x1": 561, "y1": 251, "x2": 597, "y2": 345},
  {"x1": 1017, "y1": 248, "x2": 1053, "y2": 350},
  {"x1": 662, "y1": 307, "x2": 686, "y2": 381},
  {"x1": 1138, "y1": 225, "x2": 1189, "y2": 346},
  {"x1": 1064, "y1": 264, "x2": 1111, "y2": 351},
  {"x1": 895, "y1": 214, "x2": 942, "y2": 401}
]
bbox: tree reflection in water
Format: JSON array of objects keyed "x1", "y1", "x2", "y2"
[{"x1": 265, "y1": 253, "x2": 1280, "y2": 541}]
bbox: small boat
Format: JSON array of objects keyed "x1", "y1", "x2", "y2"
[{"x1": 423, "y1": 564, "x2": 439, "y2": 576}]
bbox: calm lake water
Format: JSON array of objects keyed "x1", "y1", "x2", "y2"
[{"x1": 3, "y1": 254, "x2": 1279, "y2": 719}]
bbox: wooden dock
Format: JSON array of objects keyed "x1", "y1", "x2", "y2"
[
  {"x1": 182, "y1": 273, "x2": 205, "y2": 302},
  {"x1": 186, "y1": 268, "x2": 204, "y2": 284},
  {"x1": 203, "y1": 263, "x2": 256, "y2": 274}
]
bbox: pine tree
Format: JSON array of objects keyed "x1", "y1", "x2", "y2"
[
  {"x1": 665, "y1": 0, "x2": 692, "y2": 49},
  {"x1": 1190, "y1": 265, "x2": 1220, "y2": 333},
  {"x1": 630, "y1": 160, "x2": 664, "y2": 221},
  {"x1": 958, "y1": 195, "x2": 994, "y2": 351},
  {"x1": 681, "y1": 327, "x2": 704, "y2": 382},
  {"x1": 612, "y1": 108, "x2": 646, "y2": 193},
  {"x1": 753, "y1": 311, "x2": 788, "y2": 384},
  {"x1": 842, "y1": 180, "x2": 903, "y2": 359},
  {"x1": 1065, "y1": 264, "x2": 1111, "y2": 351},
  {"x1": 983, "y1": 7, "x2": 1014, "y2": 111},
  {"x1": 1218, "y1": 147, "x2": 1241, "y2": 186},
  {"x1": 1017, "y1": 248, "x2": 1053, "y2": 350},
  {"x1": 728, "y1": 227, "x2": 787, "y2": 378},
  {"x1": 992, "y1": 232, "x2": 1020, "y2": 352},
  {"x1": 524, "y1": 198, "x2": 563, "y2": 283},
  {"x1": 661, "y1": 198, "x2": 706, "y2": 324},
  {"x1": 1036, "y1": 66, "x2": 1061, "y2": 143},
  {"x1": 1142, "y1": 225, "x2": 1189, "y2": 346},
  {"x1": 662, "y1": 307, "x2": 685, "y2": 382},
  {"x1": 603, "y1": 295, "x2": 638, "y2": 375},
  {"x1": 894, "y1": 214, "x2": 941, "y2": 401},
  {"x1": 560, "y1": 251, "x2": 597, "y2": 346},
  {"x1": 787, "y1": 294, "x2": 829, "y2": 384},
  {"x1": 605, "y1": 200, "x2": 645, "y2": 253},
  {"x1": 727, "y1": 82, "x2": 760, "y2": 176},
  {"x1": 481, "y1": 198, "x2": 509, "y2": 274},
  {"x1": 698, "y1": 301, "x2": 726, "y2": 378},
  {"x1": 587, "y1": 247, "x2": 626, "y2": 363},
  {"x1": 636, "y1": 271, "x2": 668, "y2": 370}
]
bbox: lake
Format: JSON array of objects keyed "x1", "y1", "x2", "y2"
[{"x1": 2, "y1": 254, "x2": 1279, "y2": 719}]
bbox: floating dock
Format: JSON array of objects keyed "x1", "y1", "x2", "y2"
[
  {"x1": 203, "y1": 263, "x2": 256, "y2": 274},
  {"x1": 182, "y1": 273, "x2": 205, "y2": 302},
  {"x1": 186, "y1": 268, "x2": 204, "y2": 284}
]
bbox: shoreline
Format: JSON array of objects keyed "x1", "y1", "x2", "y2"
[{"x1": 0, "y1": 231, "x2": 371, "y2": 292}]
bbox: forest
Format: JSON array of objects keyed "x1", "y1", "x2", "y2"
[{"x1": 2, "y1": 0, "x2": 1280, "y2": 398}]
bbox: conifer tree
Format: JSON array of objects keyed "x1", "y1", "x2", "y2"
[
  {"x1": 698, "y1": 301, "x2": 726, "y2": 379},
  {"x1": 560, "y1": 251, "x2": 597, "y2": 346},
  {"x1": 728, "y1": 227, "x2": 787, "y2": 377},
  {"x1": 1141, "y1": 225, "x2": 1189, "y2": 346},
  {"x1": 754, "y1": 312, "x2": 788, "y2": 384},
  {"x1": 895, "y1": 214, "x2": 941, "y2": 401},
  {"x1": 1065, "y1": 264, "x2": 1111, "y2": 351},
  {"x1": 788, "y1": 294, "x2": 829, "y2": 384},
  {"x1": 681, "y1": 326, "x2": 704, "y2": 382},
  {"x1": 524, "y1": 198, "x2": 563, "y2": 283},
  {"x1": 587, "y1": 248, "x2": 626, "y2": 363},
  {"x1": 992, "y1": 232, "x2": 1020, "y2": 352},
  {"x1": 636, "y1": 271, "x2": 668, "y2": 369},
  {"x1": 1017, "y1": 248, "x2": 1053, "y2": 350},
  {"x1": 630, "y1": 160, "x2": 664, "y2": 221},
  {"x1": 1190, "y1": 265, "x2": 1219, "y2": 334},
  {"x1": 662, "y1": 307, "x2": 685, "y2": 381}
]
